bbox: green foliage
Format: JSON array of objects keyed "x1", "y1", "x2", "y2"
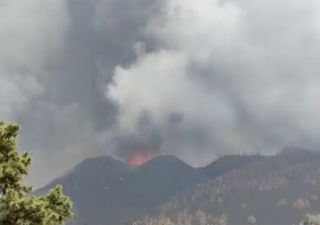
[{"x1": 0, "y1": 122, "x2": 73, "y2": 225}]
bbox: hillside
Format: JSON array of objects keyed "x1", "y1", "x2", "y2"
[
  {"x1": 147, "y1": 150, "x2": 320, "y2": 225},
  {"x1": 36, "y1": 154, "x2": 260, "y2": 225}
]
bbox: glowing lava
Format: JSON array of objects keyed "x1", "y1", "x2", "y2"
[{"x1": 128, "y1": 151, "x2": 151, "y2": 166}]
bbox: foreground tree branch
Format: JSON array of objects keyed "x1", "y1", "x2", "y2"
[{"x1": 0, "y1": 122, "x2": 73, "y2": 225}]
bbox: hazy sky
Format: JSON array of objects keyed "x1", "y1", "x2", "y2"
[{"x1": 2, "y1": 0, "x2": 320, "y2": 186}]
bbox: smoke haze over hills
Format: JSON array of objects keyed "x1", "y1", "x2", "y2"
[
  {"x1": 37, "y1": 150, "x2": 320, "y2": 225},
  {"x1": 1, "y1": 0, "x2": 320, "y2": 186}
]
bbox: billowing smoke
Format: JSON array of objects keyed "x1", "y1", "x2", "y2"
[
  {"x1": 1, "y1": 0, "x2": 320, "y2": 186},
  {"x1": 108, "y1": 0, "x2": 320, "y2": 163},
  {"x1": 0, "y1": 0, "x2": 68, "y2": 120},
  {"x1": 1, "y1": 0, "x2": 163, "y2": 186},
  {"x1": 112, "y1": 111, "x2": 162, "y2": 163}
]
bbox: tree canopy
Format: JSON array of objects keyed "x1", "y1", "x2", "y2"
[{"x1": 0, "y1": 122, "x2": 73, "y2": 225}]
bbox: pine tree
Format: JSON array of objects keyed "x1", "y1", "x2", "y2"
[{"x1": 0, "y1": 122, "x2": 73, "y2": 225}]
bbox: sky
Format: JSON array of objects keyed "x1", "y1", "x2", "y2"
[{"x1": 2, "y1": 0, "x2": 320, "y2": 187}]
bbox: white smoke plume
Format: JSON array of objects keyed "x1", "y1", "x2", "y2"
[{"x1": 108, "y1": 0, "x2": 320, "y2": 163}]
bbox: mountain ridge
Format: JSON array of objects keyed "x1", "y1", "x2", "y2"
[
  {"x1": 36, "y1": 150, "x2": 320, "y2": 225},
  {"x1": 36, "y1": 153, "x2": 263, "y2": 225}
]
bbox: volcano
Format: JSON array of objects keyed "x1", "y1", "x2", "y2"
[
  {"x1": 36, "y1": 155, "x2": 207, "y2": 225},
  {"x1": 128, "y1": 151, "x2": 151, "y2": 166},
  {"x1": 35, "y1": 154, "x2": 264, "y2": 225}
]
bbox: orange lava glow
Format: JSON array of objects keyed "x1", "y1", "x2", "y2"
[{"x1": 128, "y1": 151, "x2": 151, "y2": 166}]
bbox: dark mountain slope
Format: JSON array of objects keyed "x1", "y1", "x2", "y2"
[
  {"x1": 36, "y1": 156, "x2": 136, "y2": 225},
  {"x1": 154, "y1": 151, "x2": 320, "y2": 225},
  {"x1": 125, "y1": 155, "x2": 206, "y2": 213},
  {"x1": 36, "y1": 154, "x2": 261, "y2": 225},
  {"x1": 199, "y1": 154, "x2": 266, "y2": 178}
]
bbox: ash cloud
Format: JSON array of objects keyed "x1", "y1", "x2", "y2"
[
  {"x1": 1, "y1": 0, "x2": 320, "y2": 185},
  {"x1": 1, "y1": 0, "x2": 163, "y2": 186},
  {"x1": 108, "y1": 0, "x2": 320, "y2": 164}
]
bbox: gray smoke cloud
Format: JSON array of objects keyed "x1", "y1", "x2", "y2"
[
  {"x1": 1, "y1": 0, "x2": 162, "y2": 186},
  {"x1": 1, "y1": 0, "x2": 320, "y2": 186},
  {"x1": 108, "y1": 0, "x2": 320, "y2": 163}
]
